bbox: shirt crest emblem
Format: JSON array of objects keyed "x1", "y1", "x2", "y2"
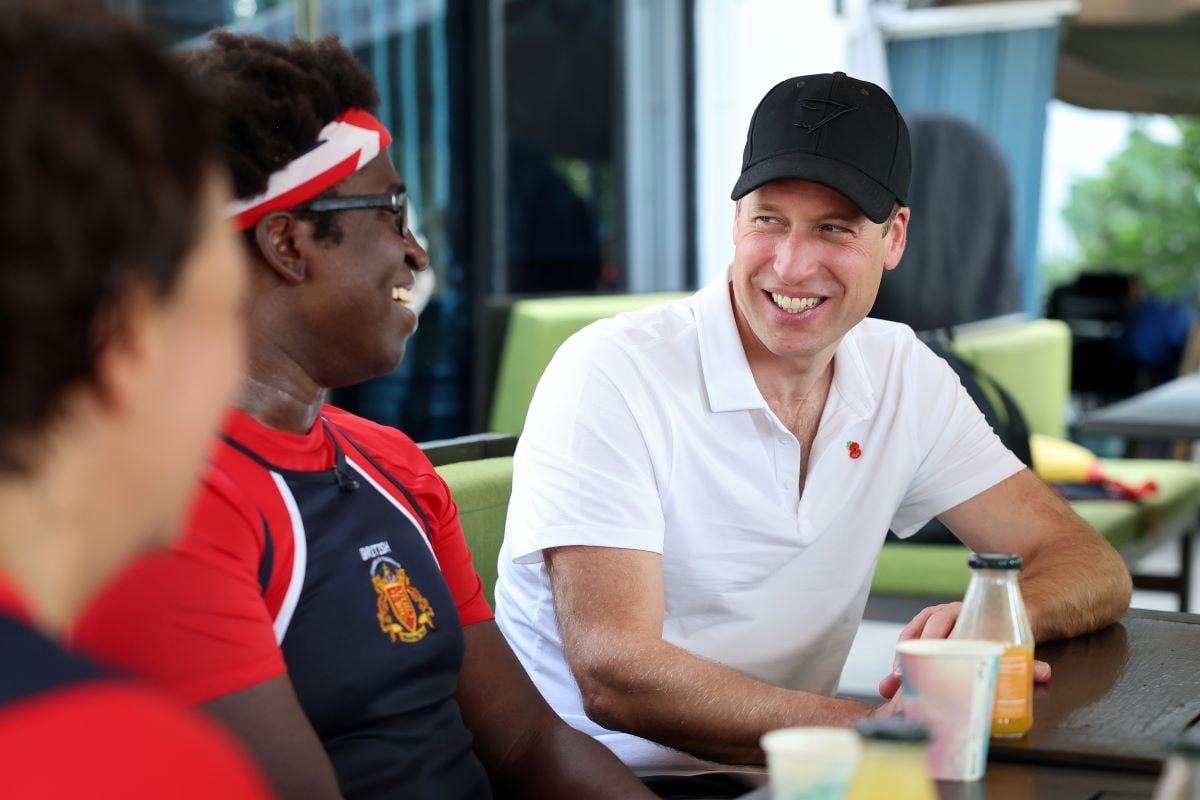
[{"x1": 370, "y1": 557, "x2": 435, "y2": 643}]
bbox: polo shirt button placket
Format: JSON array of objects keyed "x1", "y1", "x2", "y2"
[{"x1": 797, "y1": 519, "x2": 814, "y2": 542}]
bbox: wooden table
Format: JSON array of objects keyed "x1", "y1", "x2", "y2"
[
  {"x1": 991, "y1": 608, "x2": 1200, "y2": 772},
  {"x1": 745, "y1": 609, "x2": 1200, "y2": 799}
]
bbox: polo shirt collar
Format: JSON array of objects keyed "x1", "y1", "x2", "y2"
[
  {"x1": 695, "y1": 268, "x2": 875, "y2": 420},
  {"x1": 695, "y1": 269, "x2": 764, "y2": 413}
]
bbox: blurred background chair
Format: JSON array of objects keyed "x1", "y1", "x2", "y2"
[
  {"x1": 870, "y1": 111, "x2": 1023, "y2": 332},
  {"x1": 1045, "y1": 271, "x2": 1141, "y2": 404}
]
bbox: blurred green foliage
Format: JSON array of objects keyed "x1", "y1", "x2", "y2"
[{"x1": 1061, "y1": 117, "x2": 1200, "y2": 299}]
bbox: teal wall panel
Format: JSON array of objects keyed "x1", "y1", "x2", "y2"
[{"x1": 888, "y1": 24, "x2": 1062, "y2": 315}]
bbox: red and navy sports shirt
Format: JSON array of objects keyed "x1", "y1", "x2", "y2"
[
  {"x1": 74, "y1": 405, "x2": 493, "y2": 705},
  {"x1": 0, "y1": 576, "x2": 275, "y2": 799}
]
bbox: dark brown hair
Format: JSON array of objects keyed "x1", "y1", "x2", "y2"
[
  {"x1": 181, "y1": 32, "x2": 380, "y2": 244},
  {"x1": 0, "y1": 11, "x2": 220, "y2": 472}
]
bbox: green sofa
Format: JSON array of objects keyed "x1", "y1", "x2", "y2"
[{"x1": 469, "y1": 296, "x2": 1200, "y2": 607}]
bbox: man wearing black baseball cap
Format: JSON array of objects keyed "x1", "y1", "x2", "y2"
[
  {"x1": 731, "y1": 71, "x2": 910, "y2": 223},
  {"x1": 493, "y1": 72, "x2": 1132, "y2": 793}
]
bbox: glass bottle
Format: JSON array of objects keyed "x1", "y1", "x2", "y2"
[
  {"x1": 1152, "y1": 737, "x2": 1200, "y2": 800},
  {"x1": 845, "y1": 717, "x2": 937, "y2": 800},
  {"x1": 950, "y1": 552, "x2": 1034, "y2": 737}
]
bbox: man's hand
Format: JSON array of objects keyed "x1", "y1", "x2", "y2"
[
  {"x1": 877, "y1": 602, "x2": 1052, "y2": 699},
  {"x1": 869, "y1": 691, "x2": 903, "y2": 719}
]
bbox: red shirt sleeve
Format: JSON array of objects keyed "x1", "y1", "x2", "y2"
[
  {"x1": 0, "y1": 682, "x2": 277, "y2": 798},
  {"x1": 72, "y1": 475, "x2": 286, "y2": 705}
]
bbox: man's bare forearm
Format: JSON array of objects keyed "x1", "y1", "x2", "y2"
[
  {"x1": 942, "y1": 470, "x2": 1132, "y2": 645},
  {"x1": 570, "y1": 632, "x2": 875, "y2": 766},
  {"x1": 1017, "y1": 495, "x2": 1132, "y2": 642},
  {"x1": 1021, "y1": 529, "x2": 1131, "y2": 643}
]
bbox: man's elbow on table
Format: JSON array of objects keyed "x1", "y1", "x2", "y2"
[
  {"x1": 1093, "y1": 542, "x2": 1133, "y2": 625},
  {"x1": 568, "y1": 636, "x2": 654, "y2": 733},
  {"x1": 1025, "y1": 521, "x2": 1133, "y2": 642}
]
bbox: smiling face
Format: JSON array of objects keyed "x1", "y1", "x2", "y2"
[
  {"x1": 730, "y1": 179, "x2": 908, "y2": 372},
  {"x1": 288, "y1": 153, "x2": 430, "y2": 388}
]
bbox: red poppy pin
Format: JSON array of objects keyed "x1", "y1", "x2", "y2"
[{"x1": 846, "y1": 441, "x2": 862, "y2": 460}]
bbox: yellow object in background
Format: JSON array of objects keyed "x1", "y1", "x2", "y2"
[
  {"x1": 1030, "y1": 434, "x2": 1156, "y2": 499},
  {"x1": 1030, "y1": 434, "x2": 1102, "y2": 483}
]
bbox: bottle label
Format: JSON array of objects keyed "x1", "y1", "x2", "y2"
[{"x1": 994, "y1": 647, "x2": 1032, "y2": 718}]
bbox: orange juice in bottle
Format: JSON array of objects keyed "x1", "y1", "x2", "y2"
[
  {"x1": 991, "y1": 644, "x2": 1034, "y2": 736},
  {"x1": 950, "y1": 553, "x2": 1034, "y2": 737}
]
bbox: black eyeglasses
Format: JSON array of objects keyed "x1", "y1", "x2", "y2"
[{"x1": 293, "y1": 192, "x2": 409, "y2": 238}]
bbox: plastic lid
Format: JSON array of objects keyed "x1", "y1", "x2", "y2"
[
  {"x1": 855, "y1": 717, "x2": 930, "y2": 743},
  {"x1": 968, "y1": 552, "x2": 1022, "y2": 570}
]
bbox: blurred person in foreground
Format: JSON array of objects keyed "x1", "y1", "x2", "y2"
[
  {"x1": 73, "y1": 31, "x2": 654, "y2": 800},
  {"x1": 0, "y1": 11, "x2": 272, "y2": 798},
  {"x1": 492, "y1": 72, "x2": 1133, "y2": 794}
]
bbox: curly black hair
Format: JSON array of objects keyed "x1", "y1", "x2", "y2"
[
  {"x1": 180, "y1": 32, "x2": 380, "y2": 244},
  {"x1": 0, "y1": 12, "x2": 219, "y2": 474}
]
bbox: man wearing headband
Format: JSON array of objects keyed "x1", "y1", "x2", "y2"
[
  {"x1": 74, "y1": 32, "x2": 653, "y2": 800},
  {"x1": 493, "y1": 73, "x2": 1132, "y2": 787}
]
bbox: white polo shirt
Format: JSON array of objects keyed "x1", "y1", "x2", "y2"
[{"x1": 494, "y1": 269, "x2": 1023, "y2": 774}]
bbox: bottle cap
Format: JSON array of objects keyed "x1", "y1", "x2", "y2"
[
  {"x1": 968, "y1": 553, "x2": 1022, "y2": 570},
  {"x1": 855, "y1": 716, "x2": 930, "y2": 743}
]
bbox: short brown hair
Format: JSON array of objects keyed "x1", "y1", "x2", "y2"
[
  {"x1": 0, "y1": 12, "x2": 219, "y2": 472},
  {"x1": 882, "y1": 202, "x2": 903, "y2": 236}
]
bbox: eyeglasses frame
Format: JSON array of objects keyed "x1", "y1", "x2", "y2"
[{"x1": 292, "y1": 191, "x2": 409, "y2": 238}]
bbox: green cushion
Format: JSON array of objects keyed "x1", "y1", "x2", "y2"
[
  {"x1": 1070, "y1": 498, "x2": 1145, "y2": 552},
  {"x1": 950, "y1": 319, "x2": 1071, "y2": 439},
  {"x1": 434, "y1": 456, "x2": 514, "y2": 606},
  {"x1": 1100, "y1": 458, "x2": 1200, "y2": 537},
  {"x1": 872, "y1": 543, "x2": 973, "y2": 598},
  {"x1": 489, "y1": 293, "x2": 688, "y2": 435}
]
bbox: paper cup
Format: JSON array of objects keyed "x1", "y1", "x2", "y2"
[
  {"x1": 896, "y1": 639, "x2": 1003, "y2": 782},
  {"x1": 761, "y1": 726, "x2": 861, "y2": 800}
]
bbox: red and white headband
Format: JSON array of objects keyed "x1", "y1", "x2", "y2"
[{"x1": 226, "y1": 108, "x2": 393, "y2": 231}]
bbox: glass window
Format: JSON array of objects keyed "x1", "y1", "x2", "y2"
[
  {"x1": 106, "y1": 0, "x2": 686, "y2": 439},
  {"x1": 120, "y1": 0, "x2": 297, "y2": 44},
  {"x1": 503, "y1": 0, "x2": 618, "y2": 294},
  {"x1": 319, "y1": 0, "x2": 468, "y2": 439}
]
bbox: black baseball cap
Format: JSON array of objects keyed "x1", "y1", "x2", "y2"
[{"x1": 731, "y1": 72, "x2": 911, "y2": 223}]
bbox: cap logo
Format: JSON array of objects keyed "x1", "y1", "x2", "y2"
[{"x1": 791, "y1": 99, "x2": 856, "y2": 133}]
